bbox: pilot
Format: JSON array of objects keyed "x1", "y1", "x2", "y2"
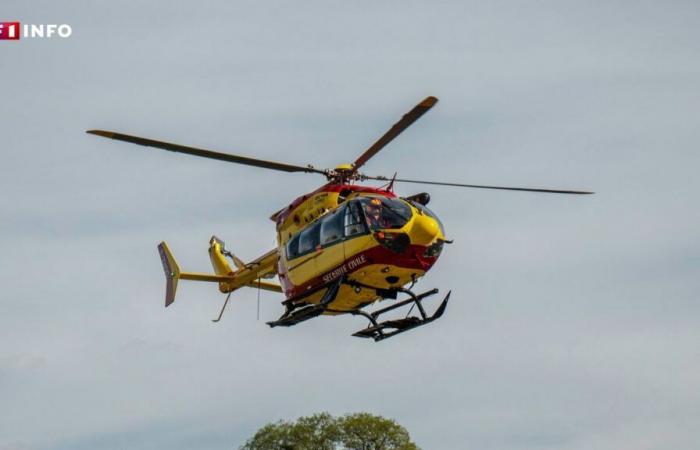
[{"x1": 365, "y1": 198, "x2": 389, "y2": 229}]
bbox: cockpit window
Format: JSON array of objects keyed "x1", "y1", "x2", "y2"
[
  {"x1": 320, "y1": 206, "x2": 345, "y2": 245},
  {"x1": 298, "y1": 221, "x2": 321, "y2": 254},
  {"x1": 286, "y1": 202, "x2": 366, "y2": 260},
  {"x1": 359, "y1": 197, "x2": 412, "y2": 230},
  {"x1": 344, "y1": 201, "x2": 367, "y2": 237},
  {"x1": 286, "y1": 234, "x2": 300, "y2": 259}
]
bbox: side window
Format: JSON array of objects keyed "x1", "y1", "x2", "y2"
[
  {"x1": 286, "y1": 234, "x2": 300, "y2": 259},
  {"x1": 298, "y1": 222, "x2": 321, "y2": 254},
  {"x1": 344, "y1": 201, "x2": 367, "y2": 237},
  {"x1": 320, "y1": 206, "x2": 345, "y2": 246}
]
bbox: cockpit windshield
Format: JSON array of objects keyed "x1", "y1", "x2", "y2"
[{"x1": 358, "y1": 196, "x2": 413, "y2": 230}]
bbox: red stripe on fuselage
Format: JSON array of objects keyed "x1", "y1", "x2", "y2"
[{"x1": 281, "y1": 244, "x2": 438, "y2": 299}]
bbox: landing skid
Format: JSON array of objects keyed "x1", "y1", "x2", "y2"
[
  {"x1": 347, "y1": 288, "x2": 450, "y2": 342},
  {"x1": 268, "y1": 278, "x2": 450, "y2": 342}
]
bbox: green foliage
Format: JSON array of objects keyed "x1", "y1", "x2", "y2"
[
  {"x1": 240, "y1": 412, "x2": 419, "y2": 450},
  {"x1": 336, "y1": 413, "x2": 418, "y2": 450},
  {"x1": 240, "y1": 413, "x2": 340, "y2": 450}
]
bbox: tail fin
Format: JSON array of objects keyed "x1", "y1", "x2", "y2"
[
  {"x1": 208, "y1": 236, "x2": 235, "y2": 277},
  {"x1": 209, "y1": 236, "x2": 253, "y2": 293},
  {"x1": 157, "y1": 238, "x2": 281, "y2": 309},
  {"x1": 158, "y1": 242, "x2": 180, "y2": 307}
]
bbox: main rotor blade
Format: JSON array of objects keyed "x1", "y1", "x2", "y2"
[
  {"x1": 86, "y1": 130, "x2": 325, "y2": 174},
  {"x1": 352, "y1": 96, "x2": 438, "y2": 172},
  {"x1": 363, "y1": 175, "x2": 594, "y2": 194}
]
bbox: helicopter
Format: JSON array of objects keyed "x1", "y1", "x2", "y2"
[{"x1": 87, "y1": 96, "x2": 592, "y2": 341}]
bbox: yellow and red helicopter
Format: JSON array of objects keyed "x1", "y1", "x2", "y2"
[{"x1": 87, "y1": 96, "x2": 592, "y2": 341}]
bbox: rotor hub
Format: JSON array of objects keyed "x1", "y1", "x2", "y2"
[{"x1": 326, "y1": 163, "x2": 359, "y2": 183}]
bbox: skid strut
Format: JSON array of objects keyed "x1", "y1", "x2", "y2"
[
  {"x1": 349, "y1": 288, "x2": 450, "y2": 342},
  {"x1": 267, "y1": 278, "x2": 343, "y2": 328}
]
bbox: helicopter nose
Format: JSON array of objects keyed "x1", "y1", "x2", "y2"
[{"x1": 410, "y1": 214, "x2": 440, "y2": 246}]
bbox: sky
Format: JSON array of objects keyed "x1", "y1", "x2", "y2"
[{"x1": 1, "y1": 1, "x2": 699, "y2": 449}]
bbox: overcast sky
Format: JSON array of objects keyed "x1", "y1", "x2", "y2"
[{"x1": 1, "y1": 1, "x2": 699, "y2": 449}]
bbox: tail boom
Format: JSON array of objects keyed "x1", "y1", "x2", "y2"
[{"x1": 157, "y1": 239, "x2": 281, "y2": 308}]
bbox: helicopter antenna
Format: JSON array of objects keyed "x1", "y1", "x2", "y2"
[
  {"x1": 212, "y1": 291, "x2": 232, "y2": 323},
  {"x1": 256, "y1": 278, "x2": 261, "y2": 321},
  {"x1": 387, "y1": 172, "x2": 398, "y2": 192}
]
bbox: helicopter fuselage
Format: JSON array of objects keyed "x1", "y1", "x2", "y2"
[{"x1": 273, "y1": 183, "x2": 447, "y2": 313}]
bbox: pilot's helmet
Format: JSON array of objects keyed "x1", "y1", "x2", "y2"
[{"x1": 366, "y1": 198, "x2": 382, "y2": 217}]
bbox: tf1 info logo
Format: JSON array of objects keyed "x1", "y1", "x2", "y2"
[{"x1": 0, "y1": 22, "x2": 72, "y2": 40}]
